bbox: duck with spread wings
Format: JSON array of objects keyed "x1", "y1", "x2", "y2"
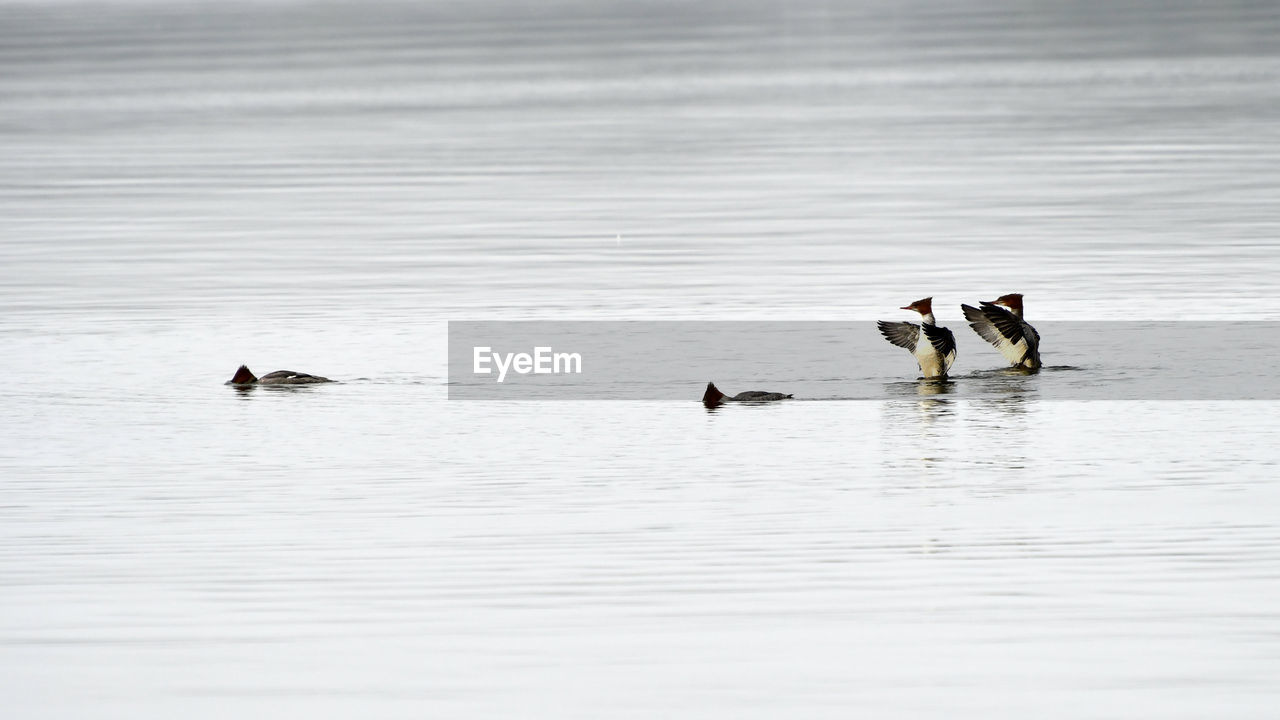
[
  {"x1": 877, "y1": 297, "x2": 957, "y2": 379},
  {"x1": 960, "y1": 293, "x2": 1041, "y2": 370}
]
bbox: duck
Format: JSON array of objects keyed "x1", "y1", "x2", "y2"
[
  {"x1": 960, "y1": 293, "x2": 1041, "y2": 370},
  {"x1": 877, "y1": 297, "x2": 957, "y2": 379},
  {"x1": 702, "y1": 382, "x2": 792, "y2": 407},
  {"x1": 226, "y1": 365, "x2": 332, "y2": 386}
]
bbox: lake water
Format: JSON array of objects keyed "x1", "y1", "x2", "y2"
[{"x1": 2, "y1": 0, "x2": 1279, "y2": 717}]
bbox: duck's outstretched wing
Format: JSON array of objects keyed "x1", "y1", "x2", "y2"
[
  {"x1": 922, "y1": 323, "x2": 958, "y2": 373},
  {"x1": 962, "y1": 303, "x2": 1027, "y2": 366},
  {"x1": 877, "y1": 321, "x2": 920, "y2": 352}
]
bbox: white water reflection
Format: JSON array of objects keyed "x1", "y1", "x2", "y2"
[{"x1": 3, "y1": 0, "x2": 1280, "y2": 718}]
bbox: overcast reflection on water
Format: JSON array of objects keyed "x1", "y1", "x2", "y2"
[{"x1": 2, "y1": 0, "x2": 1280, "y2": 718}]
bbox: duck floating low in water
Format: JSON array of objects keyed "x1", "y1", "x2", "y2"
[
  {"x1": 226, "y1": 365, "x2": 333, "y2": 386},
  {"x1": 702, "y1": 381, "x2": 792, "y2": 407}
]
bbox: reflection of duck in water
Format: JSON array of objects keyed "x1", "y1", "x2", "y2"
[
  {"x1": 226, "y1": 365, "x2": 332, "y2": 386},
  {"x1": 915, "y1": 379, "x2": 954, "y2": 397},
  {"x1": 702, "y1": 382, "x2": 792, "y2": 408},
  {"x1": 961, "y1": 293, "x2": 1041, "y2": 370},
  {"x1": 880, "y1": 376, "x2": 954, "y2": 400},
  {"x1": 877, "y1": 297, "x2": 957, "y2": 379}
]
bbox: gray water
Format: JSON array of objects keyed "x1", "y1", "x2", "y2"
[{"x1": 3, "y1": 0, "x2": 1280, "y2": 717}]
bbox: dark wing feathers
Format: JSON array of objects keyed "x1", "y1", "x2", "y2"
[
  {"x1": 877, "y1": 320, "x2": 919, "y2": 351},
  {"x1": 963, "y1": 302, "x2": 1042, "y2": 368},
  {"x1": 259, "y1": 370, "x2": 306, "y2": 380},
  {"x1": 977, "y1": 302, "x2": 1025, "y2": 344},
  {"x1": 962, "y1": 304, "x2": 1005, "y2": 346},
  {"x1": 257, "y1": 370, "x2": 332, "y2": 384},
  {"x1": 260, "y1": 370, "x2": 327, "y2": 381},
  {"x1": 922, "y1": 323, "x2": 956, "y2": 359},
  {"x1": 730, "y1": 391, "x2": 793, "y2": 401}
]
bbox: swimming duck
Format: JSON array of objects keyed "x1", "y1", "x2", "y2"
[
  {"x1": 226, "y1": 365, "x2": 332, "y2": 386},
  {"x1": 702, "y1": 382, "x2": 792, "y2": 407}
]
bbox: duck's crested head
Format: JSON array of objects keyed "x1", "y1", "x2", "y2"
[
  {"x1": 990, "y1": 293, "x2": 1024, "y2": 312},
  {"x1": 702, "y1": 381, "x2": 727, "y2": 406},
  {"x1": 900, "y1": 297, "x2": 933, "y2": 315},
  {"x1": 228, "y1": 365, "x2": 257, "y2": 385}
]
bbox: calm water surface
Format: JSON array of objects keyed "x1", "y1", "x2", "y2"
[{"x1": 2, "y1": 0, "x2": 1280, "y2": 717}]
